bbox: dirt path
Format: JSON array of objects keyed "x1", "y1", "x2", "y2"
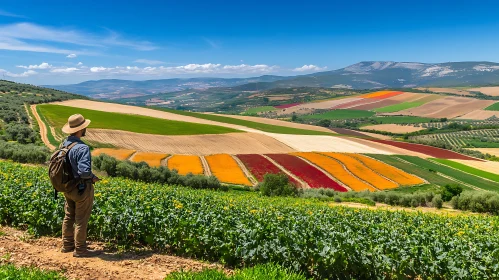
[
  {"x1": 0, "y1": 226, "x2": 222, "y2": 280},
  {"x1": 31, "y1": 104, "x2": 56, "y2": 150}
]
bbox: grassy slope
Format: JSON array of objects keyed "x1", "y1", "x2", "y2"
[
  {"x1": 0, "y1": 264, "x2": 66, "y2": 280},
  {"x1": 367, "y1": 154, "x2": 461, "y2": 188},
  {"x1": 373, "y1": 101, "x2": 425, "y2": 113},
  {"x1": 154, "y1": 107, "x2": 336, "y2": 135},
  {"x1": 430, "y1": 158, "x2": 499, "y2": 183},
  {"x1": 244, "y1": 106, "x2": 277, "y2": 114},
  {"x1": 38, "y1": 104, "x2": 241, "y2": 136},
  {"x1": 302, "y1": 109, "x2": 375, "y2": 120},
  {"x1": 485, "y1": 102, "x2": 499, "y2": 111},
  {"x1": 398, "y1": 155, "x2": 499, "y2": 192}
]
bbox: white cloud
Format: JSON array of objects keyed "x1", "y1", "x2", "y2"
[
  {"x1": 17, "y1": 62, "x2": 52, "y2": 69},
  {"x1": 0, "y1": 22, "x2": 157, "y2": 55},
  {"x1": 134, "y1": 59, "x2": 164, "y2": 65},
  {"x1": 292, "y1": 65, "x2": 328, "y2": 72},
  {"x1": 51, "y1": 67, "x2": 79, "y2": 73},
  {"x1": 66, "y1": 53, "x2": 77, "y2": 58},
  {"x1": 0, "y1": 69, "x2": 37, "y2": 77},
  {"x1": 77, "y1": 62, "x2": 83, "y2": 66},
  {"x1": 0, "y1": 9, "x2": 26, "y2": 18},
  {"x1": 90, "y1": 66, "x2": 110, "y2": 73}
]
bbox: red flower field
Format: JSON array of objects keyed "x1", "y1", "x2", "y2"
[
  {"x1": 265, "y1": 154, "x2": 347, "y2": 191},
  {"x1": 236, "y1": 154, "x2": 298, "y2": 185},
  {"x1": 368, "y1": 139, "x2": 484, "y2": 161},
  {"x1": 274, "y1": 103, "x2": 302, "y2": 109}
]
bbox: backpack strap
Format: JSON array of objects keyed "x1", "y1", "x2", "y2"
[{"x1": 65, "y1": 142, "x2": 78, "y2": 151}]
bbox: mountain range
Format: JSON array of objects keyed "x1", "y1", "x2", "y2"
[{"x1": 46, "y1": 61, "x2": 499, "y2": 99}]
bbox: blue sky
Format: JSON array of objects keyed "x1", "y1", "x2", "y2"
[{"x1": 0, "y1": 0, "x2": 499, "y2": 84}]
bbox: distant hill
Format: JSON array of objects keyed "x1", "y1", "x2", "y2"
[
  {"x1": 45, "y1": 76, "x2": 290, "y2": 99},
  {"x1": 45, "y1": 61, "x2": 499, "y2": 98}
]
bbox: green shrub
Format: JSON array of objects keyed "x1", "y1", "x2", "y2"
[
  {"x1": 440, "y1": 184, "x2": 463, "y2": 201},
  {"x1": 259, "y1": 173, "x2": 299, "y2": 197},
  {"x1": 452, "y1": 191, "x2": 499, "y2": 214},
  {"x1": 165, "y1": 263, "x2": 306, "y2": 280},
  {"x1": 0, "y1": 264, "x2": 66, "y2": 280},
  {"x1": 0, "y1": 140, "x2": 49, "y2": 163},
  {"x1": 432, "y1": 194, "x2": 443, "y2": 209}
]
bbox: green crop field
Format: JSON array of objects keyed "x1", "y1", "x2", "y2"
[
  {"x1": 153, "y1": 107, "x2": 336, "y2": 135},
  {"x1": 2, "y1": 161, "x2": 499, "y2": 279},
  {"x1": 371, "y1": 116, "x2": 436, "y2": 124},
  {"x1": 397, "y1": 155, "x2": 499, "y2": 192},
  {"x1": 38, "y1": 104, "x2": 240, "y2": 136},
  {"x1": 485, "y1": 102, "x2": 499, "y2": 111},
  {"x1": 243, "y1": 106, "x2": 277, "y2": 114},
  {"x1": 366, "y1": 154, "x2": 463, "y2": 188},
  {"x1": 302, "y1": 109, "x2": 375, "y2": 120},
  {"x1": 430, "y1": 158, "x2": 499, "y2": 183},
  {"x1": 373, "y1": 101, "x2": 425, "y2": 113}
]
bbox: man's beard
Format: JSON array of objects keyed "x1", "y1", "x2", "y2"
[{"x1": 82, "y1": 128, "x2": 86, "y2": 137}]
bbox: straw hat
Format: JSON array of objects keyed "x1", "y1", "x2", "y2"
[{"x1": 62, "y1": 114, "x2": 91, "y2": 134}]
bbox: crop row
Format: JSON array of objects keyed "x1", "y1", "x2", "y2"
[
  {"x1": 409, "y1": 129, "x2": 499, "y2": 149},
  {"x1": 2, "y1": 161, "x2": 499, "y2": 279}
]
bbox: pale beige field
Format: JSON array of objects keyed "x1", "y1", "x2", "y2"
[
  {"x1": 390, "y1": 96, "x2": 495, "y2": 119},
  {"x1": 86, "y1": 129, "x2": 296, "y2": 155},
  {"x1": 456, "y1": 110, "x2": 499, "y2": 120},
  {"x1": 274, "y1": 97, "x2": 362, "y2": 115},
  {"x1": 210, "y1": 114, "x2": 333, "y2": 133},
  {"x1": 416, "y1": 87, "x2": 472, "y2": 96},
  {"x1": 468, "y1": 86, "x2": 499, "y2": 96},
  {"x1": 470, "y1": 148, "x2": 499, "y2": 157},
  {"x1": 452, "y1": 159, "x2": 499, "y2": 174},
  {"x1": 361, "y1": 124, "x2": 426, "y2": 133}
]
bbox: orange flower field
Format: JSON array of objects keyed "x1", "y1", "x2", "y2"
[
  {"x1": 293, "y1": 152, "x2": 376, "y2": 191},
  {"x1": 91, "y1": 148, "x2": 135, "y2": 160},
  {"x1": 360, "y1": 91, "x2": 394, "y2": 98},
  {"x1": 131, "y1": 152, "x2": 168, "y2": 167},
  {"x1": 205, "y1": 154, "x2": 252, "y2": 186},
  {"x1": 167, "y1": 155, "x2": 204, "y2": 175},
  {"x1": 321, "y1": 152, "x2": 398, "y2": 190},
  {"x1": 346, "y1": 154, "x2": 425, "y2": 186}
]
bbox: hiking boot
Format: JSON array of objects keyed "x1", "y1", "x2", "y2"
[
  {"x1": 60, "y1": 247, "x2": 75, "y2": 253},
  {"x1": 73, "y1": 249, "x2": 102, "y2": 258}
]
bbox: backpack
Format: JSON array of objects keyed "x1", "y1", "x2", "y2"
[{"x1": 48, "y1": 142, "x2": 78, "y2": 196}]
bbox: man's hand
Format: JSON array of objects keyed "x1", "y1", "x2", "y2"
[{"x1": 92, "y1": 176, "x2": 100, "y2": 183}]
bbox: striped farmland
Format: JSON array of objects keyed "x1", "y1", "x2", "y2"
[{"x1": 236, "y1": 154, "x2": 299, "y2": 185}]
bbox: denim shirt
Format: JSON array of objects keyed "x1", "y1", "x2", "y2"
[{"x1": 62, "y1": 136, "x2": 94, "y2": 180}]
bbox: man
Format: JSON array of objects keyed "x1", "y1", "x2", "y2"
[{"x1": 60, "y1": 114, "x2": 101, "y2": 258}]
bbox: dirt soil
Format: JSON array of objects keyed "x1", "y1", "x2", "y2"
[
  {"x1": 0, "y1": 226, "x2": 222, "y2": 280},
  {"x1": 86, "y1": 129, "x2": 296, "y2": 155},
  {"x1": 31, "y1": 104, "x2": 56, "y2": 150},
  {"x1": 455, "y1": 110, "x2": 499, "y2": 120},
  {"x1": 361, "y1": 124, "x2": 426, "y2": 133},
  {"x1": 416, "y1": 87, "x2": 472, "y2": 96},
  {"x1": 470, "y1": 148, "x2": 499, "y2": 157},
  {"x1": 468, "y1": 86, "x2": 499, "y2": 96}
]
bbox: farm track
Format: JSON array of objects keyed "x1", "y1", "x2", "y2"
[
  {"x1": 30, "y1": 104, "x2": 55, "y2": 150},
  {"x1": 0, "y1": 226, "x2": 221, "y2": 280},
  {"x1": 231, "y1": 155, "x2": 258, "y2": 186}
]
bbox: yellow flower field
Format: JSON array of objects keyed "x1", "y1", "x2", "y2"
[
  {"x1": 205, "y1": 154, "x2": 252, "y2": 186},
  {"x1": 293, "y1": 152, "x2": 376, "y2": 191},
  {"x1": 91, "y1": 148, "x2": 135, "y2": 160},
  {"x1": 321, "y1": 152, "x2": 398, "y2": 190},
  {"x1": 131, "y1": 152, "x2": 168, "y2": 167},
  {"x1": 167, "y1": 155, "x2": 204, "y2": 175},
  {"x1": 346, "y1": 154, "x2": 425, "y2": 186}
]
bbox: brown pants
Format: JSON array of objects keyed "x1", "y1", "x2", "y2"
[{"x1": 62, "y1": 182, "x2": 94, "y2": 253}]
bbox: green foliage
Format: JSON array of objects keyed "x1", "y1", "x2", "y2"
[
  {"x1": 0, "y1": 264, "x2": 66, "y2": 280},
  {"x1": 93, "y1": 154, "x2": 225, "y2": 191},
  {"x1": 154, "y1": 107, "x2": 335, "y2": 136},
  {"x1": 432, "y1": 194, "x2": 444, "y2": 209},
  {"x1": 440, "y1": 184, "x2": 463, "y2": 201},
  {"x1": 258, "y1": 173, "x2": 299, "y2": 197},
  {"x1": 243, "y1": 106, "x2": 277, "y2": 115},
  {"x1": 452, "y1": 191, "x2": 499, "y2": 214},
  {"x1": 3, "y1": 123, "x2": 38, "y2": 144},
  {"x1": 0, "y1": 140, "x2": 50, "y2": 163},
  {"x1": 431, "y1": 158, "x2": 499, "y2": 183},
  {"x1": 371, "y1": 116, "x2": 435, "y2": 124},
  {"x1": 317, "y1": 119, "x2": 331, "y2": 127},
  {"x1": 2, "y1": 161, "x2": 499, "y2": 279},
  {"x1": 38, "y1": 104, "x2": 240, "y2": 136},
  {"x1": 303, "y1": 109, "x2": 375, "y2": 120},
  {"x1": 165, "y1": 263, "x2": 306, "y2": 280}
]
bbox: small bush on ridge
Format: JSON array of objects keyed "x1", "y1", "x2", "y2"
[{"x1": 259, "y1": 173, "x2": 300, "y2": 197}]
